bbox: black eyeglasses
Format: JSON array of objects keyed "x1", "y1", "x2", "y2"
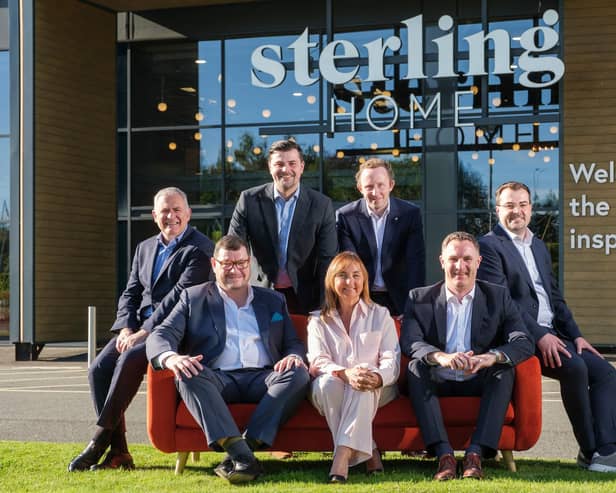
[{"x1": 215, "y1": 258, "x2": 250, "y2": 271}]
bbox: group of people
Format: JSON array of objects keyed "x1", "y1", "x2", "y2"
[{"x1": 67, "y1": 138, "x2": 616, "y2": 484}]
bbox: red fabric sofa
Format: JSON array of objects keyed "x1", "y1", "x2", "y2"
[{"x1": 147, "y1": 314, "x2": 542, "y2": 474}]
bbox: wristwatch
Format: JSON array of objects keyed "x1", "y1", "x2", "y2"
[{"x1": 489, "y1": 349, "x2": 506, "y2": 364}]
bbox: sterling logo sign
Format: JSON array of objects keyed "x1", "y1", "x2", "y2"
[{"x1": 250, "y1": 10, "x2": 564, "y2": 132}]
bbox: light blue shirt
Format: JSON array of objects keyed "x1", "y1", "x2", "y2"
[
  {"x1": 366, "y1": 200, "x2": 390, "y2": 291},
  {"x1": 142, "y1": 227, "x2": 188, "y2": 319},
  {"x1": 273, "y1": 185, "x2": 300, "y2": 286},
  {"x1": 437, "y1": 286, "x2": 475, "y2": 382}
]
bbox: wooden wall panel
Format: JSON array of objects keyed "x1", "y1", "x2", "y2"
[
  {"x1": 563, "y1": 0, "x2": 616, "y2": 344},
  {"x1": 34, "y1": 0, "x2": 117, "y2": 342}
]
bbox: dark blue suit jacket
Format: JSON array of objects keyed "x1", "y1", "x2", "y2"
[
  {"x1": 146, "y1": 281, "x2": 306, "y2": 368},
  {"x1": 228, "y1": 183, "x2": 337, "y2": 313},
  {"x1": 477, "y1": 224, "x2": 582, "y2": 343},
  {"x1": 336, "y1": 197, "x2": 425, "y2": 315},
  {"x1": 399, "y1": 280, "x2": 533, "y2": 365},
  {"x1": 112, "y1": 226, "x2": 214, "y2": 333}
]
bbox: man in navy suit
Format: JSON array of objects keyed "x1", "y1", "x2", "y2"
[
  {"x1": 336, "y1": 158, "x2": 425, "y2": 316},
  {"x1": 400, "y1": 231, "x2": 533, "y2": 480},
  {"x1": 68, "y1": 187, "x2": 214, "y2": 472},
  {"x1": 478, "y1": 181, "x2": 616, "y2": 473},
  {"x1": 228, "y1": 139, "x2": 337, "y2": 314},
  {"x1": 146, "y1": 235, "x2": 310, "y2": 484}
]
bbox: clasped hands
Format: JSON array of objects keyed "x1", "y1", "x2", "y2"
[
  {"x1": 115, "y1": 328, "x2": 148, "y2": 353},
  {"x1": 337, "y1": 365, "x2": 383, "y2": 392},
  {"x1": 431, "y1": 350, "x2": 497, "y2": 374}
]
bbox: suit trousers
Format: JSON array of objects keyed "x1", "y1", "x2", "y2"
[
  {"x1": 177, "y1": 365, "x2": 310, "y2": 449},
  {"x1": 88, "y1": 338, "x2": 148, "y2": 433},
  {"x1": 540, "y1": 338, "x2": 616, "y2": 453},
  {"x1": 407, "y1": 359, "x2": 514, "y2": 456}
]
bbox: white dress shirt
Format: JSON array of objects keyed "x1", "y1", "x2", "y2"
[
  {"x1": 211, "y1": 284, "x2": 273, "y2": 370},
  {"x1": 501, "y1": 224, "x2": 554, "y2": 328}
]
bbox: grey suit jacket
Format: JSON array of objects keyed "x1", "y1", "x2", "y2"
[
  {"x1": 112, "y1": 226, "x2": 214, "y2": 333},
  {"x1": 146, "y1": 281, "x2": 306, "y2": 368},
  {"x1": 478, "y1": 224, "x2": 582, "y2": 343},
  {"x1": 400, "y1": 280, "x2": 534, "y2": 365},
  {"x1": 228, "y1": 183, "x2": 337, "y2": 313},
  {"x1": 336, "y1": 197, "x2": 425, "y2": 314}
]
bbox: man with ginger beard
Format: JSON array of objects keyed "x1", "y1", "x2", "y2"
[{"x1": 478, "y1": 181, "x2": 616, "y2": 473}]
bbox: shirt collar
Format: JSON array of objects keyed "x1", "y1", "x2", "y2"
[
  {"x1": 500, "y1": 222, "x2": 533, "y2": 246},
  {"x1": 366, "y1": 199, "x2": 390, "y2": 220},
  {"x1": 156, "y1": 226, "x2": 188, "y2": 250},
  {"x1": 445, "y1": 285, "x2": 476, "y2": 305},
  {"x1": 216, "y1": 283, "x2": 254, "y2": 309},
  {"x1": 273, "y1": 184, "x2": 301, "y2": 203}
]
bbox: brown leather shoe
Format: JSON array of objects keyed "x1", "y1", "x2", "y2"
[
  {"x1": 90, "y1": 450, "x2": 135, "y2": 471},
  {"x1": 462, "y1": 452, "x2": 483, "y2": 479},
  {"x1": 434, "y1": 453, "x2": 457, "y2": 481}
]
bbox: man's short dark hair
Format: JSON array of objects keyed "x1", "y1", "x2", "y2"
[
  {"x1": 441, "y1": 231, "x2": 480, "y2": 253},
  {"x1": 268, "y1": 138, "x2": 304, "y2": 163},
  {"x1": 495, "y1": 181, "x2": 532, "y2": 205},
  {"x1": 213, "y1": 234, "x2": 251, "y2": 258}
]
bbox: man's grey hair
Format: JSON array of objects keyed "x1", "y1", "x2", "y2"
[{"x1": 153, "y1": 187, "x2": 189, "y2": 209}]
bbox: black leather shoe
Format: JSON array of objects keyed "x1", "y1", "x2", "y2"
[
  {"x1": 213, "y1": 455, "x2": 234, "y2": 480},
  {"x1": 328, "y1": 474, "x2": 347, "y2": 483},
  {"x1": 68, "y1": 441, "x2": 107, "y2": 472},
  {"x1": 226, "y1": 456, "x2": 263, "y2": 484},
  {"x1": 90, "y1": 450, "x2": 135, "y2": 471}
]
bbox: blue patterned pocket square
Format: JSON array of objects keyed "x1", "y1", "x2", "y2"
[{"x1": 271, "y1": 312, "x2": 284, "y2": 322}]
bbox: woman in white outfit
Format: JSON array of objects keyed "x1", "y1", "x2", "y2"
[{"x1": 307, "y1": 251, "x2": 400, "y2": 483}]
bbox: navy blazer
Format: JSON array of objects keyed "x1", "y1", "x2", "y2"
[
  {"x1": 112, "y1": 226, "x2": 214, "y2": 333},
  {"x1": 400, "y1": 280, "x2": 534, "y2": 365},
  {"x1": 478, "y1": 224, "x2": 582, "y2": 343},
  {"x1": 146, "y1": 281, "x2": 306, "y2": 368},
  {"x1": 228, "y1": 183, "x2": 337, "y2": 313},
  {"x1": 336, "y1": 197, "x2": 425, "y2": 314}
]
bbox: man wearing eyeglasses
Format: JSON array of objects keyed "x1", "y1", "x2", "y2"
[
  {"x1": 228, "y1": 138, "x2": 337, "y2": 314},
  {"x1": 146, "y1": 234, "x2": 310, "y2": 484},
  {"x1": 477, "y1": 181, "x2": 616, "y2": 473}
]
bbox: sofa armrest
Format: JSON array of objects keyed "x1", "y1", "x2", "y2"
[
  {"x1": 511, "y1": 355, "x2": 542, "y2": 450},
  {"x1": 146, "y1": 365, "x2": 178, "y2": 453}
]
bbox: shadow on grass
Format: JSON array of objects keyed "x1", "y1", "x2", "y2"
[{"x1": 167, "y1": 452, "x2": 616, "y2": 485}]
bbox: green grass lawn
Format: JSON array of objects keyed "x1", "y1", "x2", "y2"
[{"x1": 2, "y1": 441, "x2": 616, "y2": 492}]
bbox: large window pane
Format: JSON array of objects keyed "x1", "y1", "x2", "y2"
[
  {"x1": 131, "y1": 128, "x2": 222, "y2": 207},
  {"x1": 131, "y1": 41, "x2": 222, "y2": 128}
]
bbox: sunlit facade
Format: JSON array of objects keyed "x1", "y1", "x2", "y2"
[{"x1": 6, "y1": 0, "x2": 616, "y2": 357}]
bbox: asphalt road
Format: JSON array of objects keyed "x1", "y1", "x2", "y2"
[{"x1": 0, "y1": 342, "x2": 599, "y2": 462}]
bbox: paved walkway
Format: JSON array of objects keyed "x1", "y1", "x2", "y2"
[{"x1": 0, "y1": 341, "x2": 611, "y2": 461}]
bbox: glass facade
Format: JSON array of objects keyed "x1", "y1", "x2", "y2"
[
  {"x1": 0, "y1": 1, "x2": 9, "y2": 338},
  {"x1": 118, "y1": 0, "x2": 561, "y2": 280}
]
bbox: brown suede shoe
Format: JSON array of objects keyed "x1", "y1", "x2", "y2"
[
  {"x1": 434, "y1": 453, "x2": 457, "y2": 481},
  {"x1": 462, "y1": 452, "x2": 483, "y2": 479}
]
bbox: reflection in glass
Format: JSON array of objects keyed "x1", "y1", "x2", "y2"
[
  {"x1": 131, "y1": 41, "x2": 221, "y2": 128},
  {"x1": 131, "y1": 128, "x2": 221, "y2": 207}
]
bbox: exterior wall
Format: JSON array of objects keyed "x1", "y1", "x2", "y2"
[
  {"x1": 563, "y1": 0, "x2": 616, "y2": 344},
  {"x1": 34, "y1": 0, "x2": 117, "y2": 341}
]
